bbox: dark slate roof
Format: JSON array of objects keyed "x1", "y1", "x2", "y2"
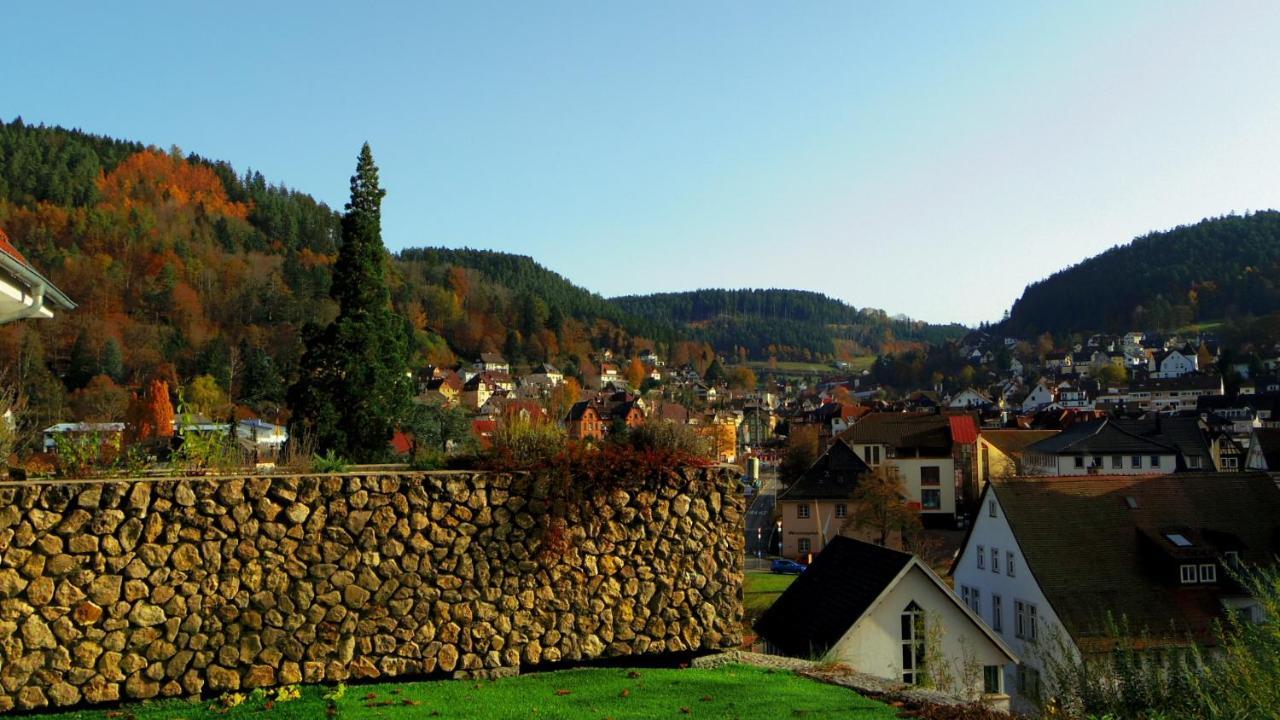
[
  {"x1": 754, "y1": 536, "x2": 912, "y2": 657},
  {"x1": 838, "y1": 412, "x2": 951, "y2": 454},
  {"x1": 991, "y1": 473, "x2": 1280, "y2": 650},
  {"x1": 778, "y1": 440, "x2": 871, "y2": 502},
  {"x1": 564, "y1": 401, "x2": 597, "y2": 422},
  {"x1": 1023, "y1": 418, "x2": 1177, "y2": 456},
  {"x1": 1113, "y1": 416, "x2": 1212, "y2": 468},
  {"x1": 1130, "y1": 375, "x2": 1222, "y2": 393}
]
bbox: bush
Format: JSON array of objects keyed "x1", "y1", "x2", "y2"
[
  {"x1": 623, "y1": 417, "x2": 712, "y2": 458},
  {"x1": 490, "y1": 415, "x2": 565, "y2": 467}
]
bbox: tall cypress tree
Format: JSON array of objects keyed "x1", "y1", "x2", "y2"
[{"x1": 287, "y1": 144, "x2": 412, "y2": 461}]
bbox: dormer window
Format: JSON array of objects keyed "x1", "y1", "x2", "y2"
[{"x1": 1165, "y1": 533, "x2": 1193, "y2": 548}]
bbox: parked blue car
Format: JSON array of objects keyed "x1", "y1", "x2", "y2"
[{"x1": 770, "y1": 559, "x2": 807, "y2": 575}]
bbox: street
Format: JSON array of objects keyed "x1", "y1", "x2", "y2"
[{"x1": 744, "y1": 467, "x2": 781, "y2": 569}]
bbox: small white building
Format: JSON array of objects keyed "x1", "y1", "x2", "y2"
[
  {"x1": 1020, "y1": 382, "x2": 1055, "y2": 413},
  {"x1": 757, "y1": 537, "x2": 1017, "y2": 710}
]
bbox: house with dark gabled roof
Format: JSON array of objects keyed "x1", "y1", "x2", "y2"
[
  {"x1": 1021, "y1": 418, "x2": 1178, "y2": 476},
  {"x1": 777, "y1": 440, "x2": 872, "y2": 560},
  {"x1": 757, "y1": 536, "x2": 1018, "y2": 709},
  {"x1": 951, "y1": 473, "x2": 1280, "y2": 712},
  {"x1": 563, "y1": 401, "x2": 604, "y2": 442}
]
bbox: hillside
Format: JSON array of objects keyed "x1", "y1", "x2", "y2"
[
  {"x1": 0, "y1": 117, "x2": 963, "y2": 445},
  {"x1": 1003, "y1": 211, "x2": 1280, "y2": 336},
  {"x1": 614, "y1": 289, "x2": 967, "y2": 362}
]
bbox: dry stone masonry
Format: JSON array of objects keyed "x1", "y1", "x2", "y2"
[{"x1": 0, "y1": 468, "x2": 744, "y2": 711}]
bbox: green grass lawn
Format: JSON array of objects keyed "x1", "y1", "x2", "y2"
[
  {"x1": 21, "y1": 665, "x2": 897, "y2": 720},
  {"x1": 744, "y1": 570, "x2": 796, "y2": 619}
]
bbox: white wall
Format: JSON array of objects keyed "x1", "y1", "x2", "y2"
[
  {"x1": 829, "y1": 564, "x2": 1012, "y2": 700},
  {"x1": 953, "y1": 489, "x2": 1077, "y2": 714}
]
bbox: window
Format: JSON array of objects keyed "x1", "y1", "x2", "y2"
[
  {"x1": 1224, "y1": 457, "x2": 1239, "y2": 469},
  {"x1": 961, "y1": 585, "x2": 970, "y2": 606},
  {"x1": 988, "y1": 500, "x2": 997, "y2": 518},
  {"x1": 1188, "y1": 456, "x2": 1202, "y2": 469},
  {"x1": 1199, "y1": 563, "x2": 1217, "y2": 583},
  {"x1": 1074, "y1": 456, "x2": 1085, "y2": 468},
  {"x1": 1111, "y1": 455, "x2": 1123, "y2": 469},
  {"x1": 1131, "y1": 455, "x2": 1142, "y2": 469},
  {"x1": 921, "y1": 489, "x2": 941, "y2": 510},
  {"x1": 1165, "y1": 533, "x2": 1192, "y2": 547},
  {"x1": 1150, "y1": 455, "x2": 1161, "y2": 468},
  {"x1": 797, "y1": 504, "x2": 810, "y2": 519},
  {"x1": 991, "y1": 547, "x2": 1000, "y2": 574},
  {"x1": 1015, "y1": 600, "x2": 1038, "y2": 642},
  {"x1": 991, "y1": 594, "x2": 1003, "y2": 632},
  {"x1": 797, "y1": 538, "x2": 811, "y2": 554},
  {"x1": 1018, "y1": 666, "x2": 1042, "y2": 701},
  {"x1": 921, "y1": 466, "x2": 940, "y2": 486},
  {"x1": 1007, "y1": 551, "x2": 1015, "y2": 577},
  {"x1": 1180, "y1": 564, "x2": 1197, "y2": 584},
  {"x1": 977, "y1": 546, "x2": 985, "y2": 570},
  {"x1": 983, "y1": 666, "x2": 1002, "y2": 695},
  {"x1": 1224, "y1": 551, "x2": 1241, "y2": 569},
  {"x1": 834, "y1": 503, "x2": 847, "y2": 519},
  {"x1": 901, "y1": 601, "x2": 925, "y2": 685},
  {"x1": 971, "y1": 588, "x2": 981, "y2": 615}
]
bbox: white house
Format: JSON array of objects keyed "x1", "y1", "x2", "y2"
[
  {"x1": 952, "y1": 474, "x2": 1280, "y2": 713},
  {"x1": 1020, "y1": 382, "x2": 1056, "y2": 413},
  {"x1": 1020, "y1": 418, "x2": 1178, "y2": 476},
  {"x1": 526, "y1": 363, "x2": 564, "y2": 389},
  {"x1": 949, "y1": 388, "x2": 994, "y2": 410},
  {"x1": 839, "y1": 413, "x2": 961, "y2": 525},
  {"x1": 758, "y1": 537, "x2": 1017, "y2": 710},
  {"x1": 0, "y1": 228, "x2": 74, "y2": 324},
  {"x1": 1150, "y1": 349, "x2": 1197, "y2": 379},
  {"x1": 471, "y1": 353, "x2": 510, "y2": 375}
]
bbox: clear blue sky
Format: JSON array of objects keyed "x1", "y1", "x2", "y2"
[{"x1": 7, "y1": 1, "x2": 1280, "y2": 325}]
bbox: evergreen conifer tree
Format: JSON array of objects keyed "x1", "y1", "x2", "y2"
[{"x1": 287, "y1": 144, "x2": 412, "y2": 461}]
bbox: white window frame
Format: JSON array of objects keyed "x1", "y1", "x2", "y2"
[
  {"x1": 977, "y1": 546, "x2": 985, "y2": 570},
  {"x1": 1180, "y1": 564, "x2": 1198, "y2": 584},
  {"x1": 1199, "y1": 563, "x2": 1217, "y2": 583},
  {"x1": 1007, "y1": 551, "x2": 1015, "y2": 577},
  {"x1": 1014, "y1": 600, "x2": 1026, "y2": 639},
  {"x1": 991, "y1": 547, "x2": 1000, "y2": 574},
  {"x1": 1131, "y1": 455, "x2": 1142, "y2": 468},
  {"x1": 1150, "y1": 455, "x2": 1161, "y2": 468},
  {"x1": 797, "y1": 504, "x2": 810, "y2": 519},
  {"x1": 991, "y1": 594, "x2": 1003, "y2": 633},
  {"x1": 797, "y1": 537, "x2": 811, "y2": 554},
  {"x1": 834, "y1": 503, "x2": 847, "y2": 519}
]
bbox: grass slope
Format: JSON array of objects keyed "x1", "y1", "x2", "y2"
[
  {"x1": 743, "y1": 570, "x2": 796, "y2": 619},
  {"x1": 22, "y1": 665, "x2": 897, "y2": 720}
]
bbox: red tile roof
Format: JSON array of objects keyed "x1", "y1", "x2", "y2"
[
  {"x1": 948, "y1": 415, "x2": 978, "y2": 444},
  {"x1": 0, "y1": 228, "x2": 30, "y2": 267}
]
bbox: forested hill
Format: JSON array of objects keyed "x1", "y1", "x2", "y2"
[
  {"x1": 0, "y1": 116, "x2": 964, "y2": 442},
  {"x1": 613, "y1": 289, "x2": 967, "y2": 361},
  {"x1": 1003, "y1": 211, "x2": 1280, "y2": 336}
]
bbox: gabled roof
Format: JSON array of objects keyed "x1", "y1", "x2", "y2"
[
  {"x1": 777, "y1": 439, "x2": 870, "y2": 502},
  {"x1": 838, "y1": 412, "x2": 951, "y2": 454},
  {"x1": 564, "y1": 400, "x2": 598, "y2": 422},
  {"x1": 983, "y1": 473, "x2": 1280, "y2": 649},
  {"x1": 1113, "y1": 416, "x2": 1212, "y2": 467},
  {"x1": 948, "y1": 415, "x2": 979, "y2": 444},
  {"x1": 757, "y1": 536, "x2": 1016, "y2": 662},
  {"x1": 979, "y1": 429, "x2": 1059, "y2": 457},
  {"x1": 478, "y1": 352, "x2": 507, "y2": 365},
  {"x1": 1023, "y1": 418, "x2": 1177, "y2": 456}
]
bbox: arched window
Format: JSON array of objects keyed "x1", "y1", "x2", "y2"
[{"x1": 901, "y1": 601, "x2": 925, "y2": 685}]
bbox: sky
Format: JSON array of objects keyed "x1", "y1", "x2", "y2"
[{"x1": 6, "y1": 1, "x2": 1280, "y2": 326}]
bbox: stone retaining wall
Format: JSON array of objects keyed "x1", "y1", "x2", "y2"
[{"x1": 0, "y1": 468, "x2": 744, "y2": 711}]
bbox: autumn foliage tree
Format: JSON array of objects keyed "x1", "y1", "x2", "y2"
[
  {"x1": 624, "y1": 358, "x2": 646, "y2": 389},
  {"x1": 125, "y1": 379, "x2": 174, "y2": 444},
  {"x1": 844, "y1": 465, "x2": 921, "y2": 547}
]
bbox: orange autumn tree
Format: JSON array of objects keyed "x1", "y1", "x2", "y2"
[
  {"x1": 624, "y1": 358, "x2": 647, "y2": 388},
  {"x1": 98, "y1": 149, "x2": 250, "y2": 220},
  {"x1": 125, "y1": 379, "x2": 175, "y2": 444}
]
